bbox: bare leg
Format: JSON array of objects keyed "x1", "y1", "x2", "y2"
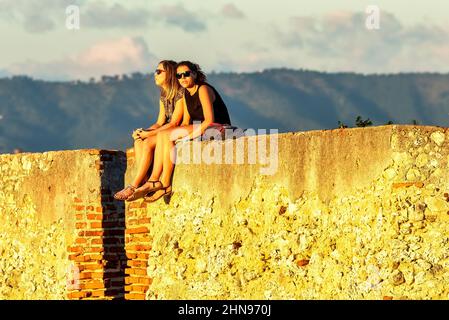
[
  {"x1": 160, "y1": 133, "x2": 175, "y2": 187},
  {"x1": 146, "y1": 126, "x2": 193, "y2": 201},
  {"x1": 126, "y1": 131, "x2": 172, "y2": 201},
  {"x1": 131, "y1": 126, "x2": 192, "y2": 200},
  {"x1": 134, "y1": 138, "x2": 144, "y2": 168},
  {"x1": 114, "y1": 136, "x2": 155, "y2": 200},
  {"x1": 147, "y1": 131, "x2": 165, "y2": 182},
  {"x1": 131, "y1": 135, "x2": 157, "y2": 187}
]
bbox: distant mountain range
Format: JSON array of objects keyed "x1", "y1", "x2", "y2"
[{"x1": 1, "y1": 69, "x2": 449, "y2": 154}]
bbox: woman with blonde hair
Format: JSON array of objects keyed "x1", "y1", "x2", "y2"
[{"x1": 114, "y1": 60, "x2": 185, "y2": 200}]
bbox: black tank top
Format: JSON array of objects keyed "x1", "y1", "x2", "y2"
[{"x1": 185, "y1": 83, "x2": 231, "y2": 125}]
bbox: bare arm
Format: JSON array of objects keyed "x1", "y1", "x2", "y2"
[
  {"x1": 149, "y1": 97, "x2": 185, "y2": 133},
  {"x1": 149, "y1": 100, "x2": 166, "y2": 129},
  {"x1": 133, "y1": 100, "x2": 165, "y2": 140},
  {"x1": 138, "y1": 97, "x2": 186, "y2": 139},
  {"x1": 181, "y1": 96, "x2": 191, "y2": 126}
]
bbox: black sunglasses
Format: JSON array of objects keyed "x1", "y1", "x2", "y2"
[
  {"x1": 155, "y1": 69, "x2": 165, "y2": 75},
  {"x1": 176, "y1": 71, "x2": 192, "y2": 79}
]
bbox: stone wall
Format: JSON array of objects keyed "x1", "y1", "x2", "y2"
[
  {"x1": 2, "y1": 125, "x2": 449, "y2": 299},
  {"x1": 123, "y1": 125, "x2": 449, "y2": 300},
  {"x1": 0, "y1": 149, "x2": 127, "y2": 299}
]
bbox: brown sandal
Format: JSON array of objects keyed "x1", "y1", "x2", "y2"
[
  {"x1": 144, "y1": 185, "x2": 172, "y2": 203},
  {"x1": 113, "y1": 185, "x2": 136, "y2": 201},
  {"x1": 126, "y1": 180, "x2": 163, "y2": 201}
]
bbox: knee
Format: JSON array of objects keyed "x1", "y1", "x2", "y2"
[
  {"x1": 134, "y1": 139, "x2": 142, "y2": 148},
  {"x1": 144, "y1": 137, "x2": 157, "y2": 149},
  {"x1": 156, "y1": 131, "x2": 168, "y2": 141}
]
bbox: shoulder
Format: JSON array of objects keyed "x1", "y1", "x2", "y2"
[
  {"x1": 198, "y1": 83, "x2": 214, "y2": 96},
  {"x1": 175, "y1": 87, "x2": 185, "y2": 101}
]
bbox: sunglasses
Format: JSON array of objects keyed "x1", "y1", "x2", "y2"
[
  {"x1": 176, "y1": 71, "x2": 193, "y2": 79},
  {"x1": 154, "y1": 69, "x2": 165, "y2": 75}
]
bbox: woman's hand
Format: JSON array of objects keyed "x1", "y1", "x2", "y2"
[
  {"x1": 138, "y1": 130, "x2": 152, "y2": 139},
  {"x1": 132, "y1": 128, "x2": 144, "y2": 140}
]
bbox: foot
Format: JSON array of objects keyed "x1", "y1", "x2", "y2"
[
  {"x1": 144, "y1": 185, "x2": 172, "y2": 203},
  {"x1": 141, "y1": 172, "x2": 151, "y2": 186},
  {"x1": 127, "y1": 180, "x2": 163, "y2": 201},
  {"x1": 113, "y1": 185, "x2": 136, "y2": 201}
]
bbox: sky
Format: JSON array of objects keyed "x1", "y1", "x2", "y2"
[{"x1": 0, "y1": 0, "x2": 448, "y2": 80}]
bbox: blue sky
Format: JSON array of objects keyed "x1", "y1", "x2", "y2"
[{"x1": 0, "y1": 0, "x2": 448, "y2": 80}]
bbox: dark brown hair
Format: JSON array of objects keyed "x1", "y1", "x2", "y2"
[{"x1": 176, "y1": 61, "x2": 207, "y2": 83}]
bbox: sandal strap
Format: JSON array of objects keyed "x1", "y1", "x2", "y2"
[
  {"x1": 144, "y1": 185, "x2": 172, "y2": 201},
  {"x1": 114, "y1": 185, "x2": 136, "y2": 200},
  {"x1": 145, "y1": 180, "x2": 162, "y2": 189}
]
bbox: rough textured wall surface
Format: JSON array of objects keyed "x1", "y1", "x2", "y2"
[
  {"x1": 0, "y1": 194, "x2": 68, "y2": 299},
  {"x1": 0, "y1": 149, "x2": 125, "y2": 299},
  {"x1": 124, "y1": 125, "x2": 449, "y2": 299},
  {"x1": 2, "y1": 125, "x2": 449, "y2": 300}
]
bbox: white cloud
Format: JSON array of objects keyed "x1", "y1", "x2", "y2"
[
  {"x1": 273, "y1": 11, "x2": 449, "y2": 73},
  {"x1": 0, "y1": 0, "x2": 152, "y2": 32},
  {"x1": 6, "y1": 36, "x2": 158, "y2": 80},
  {"x1": 82, "y1": 1, "x2": 151, "y2": 29},
  {"x1": 0, "y1": 0, "x2": 84, "y2": 33},
  {"x1": 0, "y1": 0, "x2": 208, "y2": 33},
  {"x1": 221, "y1": 3, "x2": 245, "y2": 19},
  {"x1": 2, "y1": 3, "x2": 448, "y2": 76},
  {"x1": 158, "y1": 4, "x2": 206, "y2": 33}
]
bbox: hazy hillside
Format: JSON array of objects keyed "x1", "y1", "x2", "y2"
[{"x1": 1, "y1": 69, "x2": 449, "y2": 153}]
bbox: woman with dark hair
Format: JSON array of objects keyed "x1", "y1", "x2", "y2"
[
  {"x1": 113, "y1": 60, "x2": 185, "y2": 200},
  {"x1": 127, "y1": 61, "x2": 231, "y2": 202}
]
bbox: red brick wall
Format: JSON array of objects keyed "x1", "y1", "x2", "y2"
[
  {"x1": 64, "y1": 149, "x2": 154, "y2": 300},
  {"x1": 67, "y1": 151, "x2": 127, "y2": 300},
  {"x1": 124, "y1": 149, "x2": 153, "y2": 300}
]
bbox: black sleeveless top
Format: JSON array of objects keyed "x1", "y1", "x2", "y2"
[{"x1": 185, "y1": 83, "x2": 231, "y2": 125}]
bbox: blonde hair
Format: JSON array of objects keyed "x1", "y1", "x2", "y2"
[{"x1": 159, "y1": 60, "x2": 180, "y2": 102}]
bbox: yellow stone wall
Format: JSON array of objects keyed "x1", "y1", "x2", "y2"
[
  {"x1": 123, "y1": 125, "x2": 449, "y2": 299},
  {"x1": 0, "y1": 149, "x2": 125, "y2": 299},
  {"x1": 0, "y1": 191, "x2": 68, "y2": 299},
  {"x1": 2, "y1": 125, "x2": 449, "y2": 300}
]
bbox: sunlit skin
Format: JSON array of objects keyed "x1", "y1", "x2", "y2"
[
  {"x1": 114, "y1": 62, "x2": 185, "y2": 200},
  {"x1": 131, "y1": 65, "x2": 217, "y2": 202}
]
